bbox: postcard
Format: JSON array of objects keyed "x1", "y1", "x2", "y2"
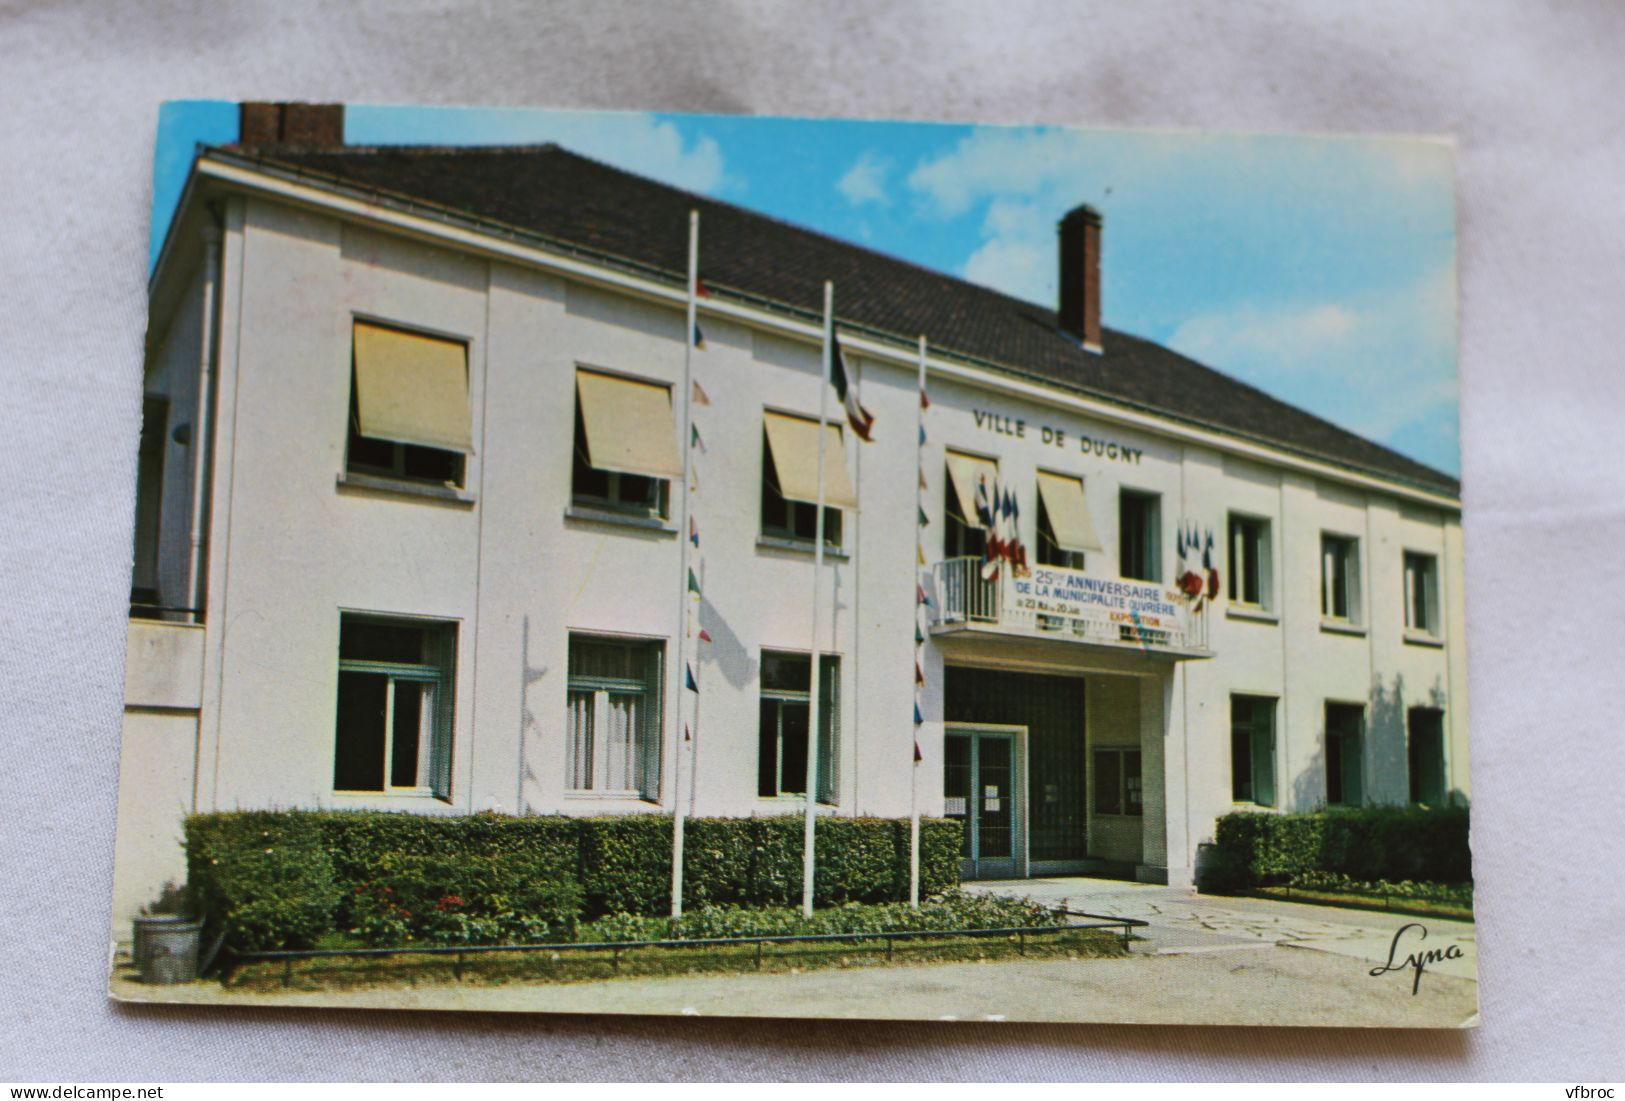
[{"x1": 110, "y1": 101, "x2": 1474, "y2": 1026}]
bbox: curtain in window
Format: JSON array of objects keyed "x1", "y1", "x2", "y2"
[
  {"x1": 567, "y1": 690, "x2": 594, "y2": 791},
  {"x1": 604, "y1": 692, "x2": 641, "y2": 792},
  {"x1": 817, "y1": 655, "x2": 839, "y2": 803}
]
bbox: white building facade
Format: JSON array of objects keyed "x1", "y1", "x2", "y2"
[{"x1": 113, "y1": 108, "x2": 1469, "y2": 924}]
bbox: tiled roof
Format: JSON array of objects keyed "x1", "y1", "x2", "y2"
[{"x1": 217, "y1": 142, "x2": 1459, "y2": 497}]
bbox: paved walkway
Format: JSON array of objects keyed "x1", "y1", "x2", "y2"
[
  {"x1": 111, "y1": 878, "x2": 1478, "y2": 1026},
  {"x1": 966, "y1": 876, "x2": 1478, "y2": 984}
]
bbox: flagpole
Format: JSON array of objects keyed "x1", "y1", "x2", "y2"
[
  {"x1": 803, "y1": 280, "x2": 834, "y2": 919},
  {"x1": 670, "y1": 209, "x2": 699, "y2": 919},
  {"x1": 909, "y1": 334, "x2": 929, "y2": 908}
]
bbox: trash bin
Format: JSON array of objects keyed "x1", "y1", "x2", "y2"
[{"x1": 132, "y1": 914, "x2": 201, "y2": 984}]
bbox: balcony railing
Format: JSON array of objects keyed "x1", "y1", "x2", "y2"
[{"x1": 931, "y1": 556, "x2": 1210, "y2": 655}]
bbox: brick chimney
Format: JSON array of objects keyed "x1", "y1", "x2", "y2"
[
  {"x1": 238, "y1": 101, "x2": 344, "y2": 146},
  {"x1": 1057, "y1": 204, "x2": 1103, "y2": 353}
]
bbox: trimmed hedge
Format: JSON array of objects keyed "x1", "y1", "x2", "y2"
[
  {"x1": 349, "y1": 852, "x2": 582, "y2": 947},
  {"x1": 185, "y1": 810, "x2": 962, "y2": 950},
  {"x1": 186, "y1": 811, "x2": 344, "y2": 952},
  {"x1": 1203, "y1": 806, "x2": 1471, "y2": 894}
]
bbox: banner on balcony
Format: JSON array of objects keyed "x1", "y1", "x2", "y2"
[{"x1": 1006, "y1": 565, "x2": 1189, "y2": 642}]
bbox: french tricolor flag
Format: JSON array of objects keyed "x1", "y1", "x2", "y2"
[{"x1": 830, "y1": 330, "x2": 876, "y2": 442}]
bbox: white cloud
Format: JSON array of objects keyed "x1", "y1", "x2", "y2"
[
  {"x1": 836, "y1": 152, "x2": 890, "y2": 206},
  {"x1": 1165, "y1": 264, "x2": 1458, "y2": 458},
  {"x1": 532, "y1": 114, "x2": 726, "y2": 195},
  {"x1": 1170, "y1": 304, "x2": 1360, "y2": 368},
  {"x1": 349, "y1": 107, "x2": 728, "y2": 195}
]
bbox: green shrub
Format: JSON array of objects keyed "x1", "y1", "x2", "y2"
[
  {"x1": 1286, "y1": 871, "x2": 1474, "y2": 907},
  {"x1": 1209, "y1": 806, "x2": 1471, "y2": 892},
  {"x1": 185, "y1": 811, "x2": 343, "y2": 952},
  {"x1": 311, "y1": 811, "x2": 578, "y2": 926},
  {"x1": 578, "y1": 890, "x2": 1056, "y2": 943},
  {"x1": 577, "y1": 815, "x2": 672, "y2": 917},
  {"x1": 187, "y1": 810, "x2": 964, "y2": 949},
  {"x1": 348, "y1": 851, "x2": 582, "y2": 947}
]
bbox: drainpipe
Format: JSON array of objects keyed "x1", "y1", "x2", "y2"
[{"x1": 187, "y1": 224, "x2": 222, "y2": 623}]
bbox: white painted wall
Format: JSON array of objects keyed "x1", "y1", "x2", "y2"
[{"x1": 115, "y1": 185, "x2": 1472, "y2": 922}]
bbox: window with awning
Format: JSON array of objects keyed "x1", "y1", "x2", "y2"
[
  {"x1": 352, "y1": 321, "x2": 473, "y2": 454},
  {"x1": 945, "y1": 451, "x2": 999, "y2": 530},
  {"x1": 1036, "y1": 470, "x2": 1104, "y2": 554},
  {"x1": 762, "y1": 411, "x2": 857, "y2": 509},
  {"x1": 575, "y1": 369, "x2": 683, "y2": 480}
]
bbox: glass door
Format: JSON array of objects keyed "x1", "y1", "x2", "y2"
[{"x1": 943, "y1": 729, "x2": 1022, "y2": 879}]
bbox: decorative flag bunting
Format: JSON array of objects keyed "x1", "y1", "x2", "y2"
[
  {"x1": 685, "y1": 664, "x2": 698, "y2": 691},
  {"x1": 689, "y1": 517, "x2": 699, "y2": 547},
  {"x1": 692, "y1": 380, "x2": 710, "y2": 405},
  {"x1": 1175, "y1": 523, "x2": 1221, "y2": 611},
  {"x1": 918, "y1": 506, "x2": 929, "y2": 528},
  {"x1": 688, "y1": 568, "x2": 701, "y2": 594},
  {"x1": 918, "y1": 425, "x2": 926, "y2": 446},
  {"x1": 914, "y1": 739, "x2": 923, "y2": 763},
  {"x1": 692, "y1": 321, "x2": 706, "y2": 349},
  {"x1": 914, "y1": 702, "x2": 924, "y2": 725},
  {"x1": 691, "y1": 423, "x2": 704, "y2": 451},
  {"x1": 684, "y1": 723, "x2": 692, "y2": 742},
  {"x1": 920, "y1": 389, "x2": 931, "y2": 410},
  {"x1": 830, "y1": 330, "x2": 876, "y2": 442},
  {"x1": 915, "y1": 661, "x2": 925, "y2": 685},
  {"x1": 695, "y1": 277, "x2": 711, "y2": 297},
  {"x1": 698, "y1": 628, "x2": 712, "y2": 643}
]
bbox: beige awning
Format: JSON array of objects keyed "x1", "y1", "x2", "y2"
[
  {"x1": 576, "y1": 369, "x2": 683, "y2": 479},
  {"x1": 352, "y1": 322, "x2": 473, "y2": 452},
  {"x1": 763, "y1": 411, "x2": 858, "y2": 509},
  {"x1": 945, "y1": 451, "x2": 999, "y2": 528},
  {"x1": 1036, "y1": 470, "x2": 1104, "y2": 553}
]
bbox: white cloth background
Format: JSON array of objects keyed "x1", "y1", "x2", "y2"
[{"x1": 2, "y1": 0, "x2": 1621, "y2": 1081}]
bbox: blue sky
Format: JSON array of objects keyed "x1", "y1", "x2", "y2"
[{"x1": 152, "y1": 102, "x2": 1458, "y2": 475}]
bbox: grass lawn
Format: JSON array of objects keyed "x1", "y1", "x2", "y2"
[
  {"x1": 1250, "y1": 885, "x2": 1473, "y2": 922},
  {"x1": 222, "y1": 927, "x2": 1129, "y2": 993}
]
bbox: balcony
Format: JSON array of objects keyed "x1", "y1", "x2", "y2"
[{"x1": 930, "y1": 556, "x2": 1212, "y2": 659}]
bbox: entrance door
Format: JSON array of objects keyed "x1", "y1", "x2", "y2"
[{"x1": 944, "y1": 728, "x2": 1023, "y2": 879}]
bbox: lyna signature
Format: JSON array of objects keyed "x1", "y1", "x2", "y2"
[{"x1": 1368, "y1": 921, "x2": 1466, "y2": 994}]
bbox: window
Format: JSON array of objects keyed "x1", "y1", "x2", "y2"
[
  {"x1": 757, "y1": 650, "x2": 839, "y2": 802},
  {"x1": 566, "y1": 635, "x2": 663, "y2": 799},
  {"x1": 761, "y1": 413, "x2": 854, "y2": 547},
  {"x1": 572, "y1": 406, "x2": 670, "y2": 518},
  {"x1": 347, "y1": 321, "x2": 471, "y2": 488},
  {"x1": 1404, "y1": 551, "x2": 1440, "y2": 636},
  {"x1": 334, "y1": 615, "x2": 456, "y2": 797},
  {"x1": 1325, "y1": 702, "x2": 1365, "y2": 806},
  {"x1": 1036, "y1": 471, "x2": 1102, "y2": 569},
  {"x1": 1118, "y1": 490, "x2": 1161, "y2": 582},
  {"x1": 1230, "y1": 695, "x2": 1277, "y2": 806},
  {"x1": 1408, "y1": 707, "x2": 1446, "y2": 806},
  {"x1": 1227, "y1": 514, "x2": 1272, "y2": 609},
  {"x1": 1320, "y1": 533, "x2": 1362, "y2": 623},
  {"x1": 943, "y1": 453, "x2": 996, "y2": 560},
  {"x1": 571, "y1": 368, "x2": 681, "y2": 519},
  {"x1": 1092, "y1": 748, "x2": 1142, "y2": 816}
]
